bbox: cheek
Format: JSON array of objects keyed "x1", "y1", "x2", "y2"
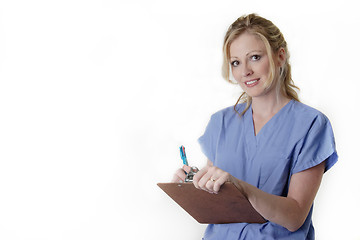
[
  {"x1": 259, "y1": 59, "x2": 271, "y2": 75},
  {"x1": 231, "y1": 68, "x2": 246, "y2": 88},
  {"x1": 231, "y1": 68, "x2": 241, "y2": 80},
  {"x1": 262, "y1": 65, "x2": 270, "y2": 75},
  {"x1": 232, "y1": 70, "x2": 245, "y2": 86}
]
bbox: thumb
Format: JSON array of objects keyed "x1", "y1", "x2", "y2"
[{"x1": 182, "y1": 165, "x2": 192, "y2": 174}]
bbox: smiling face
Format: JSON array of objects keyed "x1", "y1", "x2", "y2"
[{"x1": 230, "y1": 32, "x2": 274, "y2": 99}]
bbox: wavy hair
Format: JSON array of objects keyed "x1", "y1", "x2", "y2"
[{"x1": 222, "y1": 14, "x2": 300, "y2": 116}]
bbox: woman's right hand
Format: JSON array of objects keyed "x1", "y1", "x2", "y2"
[{"x1": 171, "y1": 165, "x2": 192, "y2": 183}]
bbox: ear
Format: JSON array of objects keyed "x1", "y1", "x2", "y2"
[{"x1": 276, "y1": 48, "x2": 286, "y2": 67}]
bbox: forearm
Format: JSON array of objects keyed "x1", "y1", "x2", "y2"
[
  {"x1": 234, "y1": 179, "x2": 305, "y2": 232},
  {"x1": 193, "y1": 161, "x2": 324, "y2": 232}
]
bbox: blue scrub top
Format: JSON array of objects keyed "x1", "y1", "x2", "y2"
[{"x1": 198, "y1": 100, "x2": 338, "y2": 240}]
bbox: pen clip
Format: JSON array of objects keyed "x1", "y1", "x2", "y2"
[{"x1": 185, "y1": 166, "x2": 199, "y2": 182}]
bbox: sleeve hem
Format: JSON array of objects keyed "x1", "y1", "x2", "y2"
[{"x1": 292, "y1": 150, "x2": 338, "y2": 175}]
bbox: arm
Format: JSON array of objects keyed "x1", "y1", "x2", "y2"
[{"x1": 193, "y1": 160, "x2": 325, "y2": 232}]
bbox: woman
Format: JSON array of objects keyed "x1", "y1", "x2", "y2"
[{"x1": 172, "y1": 13, "x2": 338, "y2": 239}]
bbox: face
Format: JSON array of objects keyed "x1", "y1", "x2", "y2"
[{"x1": 229, "y1": 32, "x2": 273, "y2": 99}]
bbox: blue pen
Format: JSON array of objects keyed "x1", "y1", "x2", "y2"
[{"x1": 180, "y1": 145, "x2": 188, "y2": 166}]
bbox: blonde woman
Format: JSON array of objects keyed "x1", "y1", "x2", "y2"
[{"x1": 173, "y1": 14, "x2": 338, "y2": 239}]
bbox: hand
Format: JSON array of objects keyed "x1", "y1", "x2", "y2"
[
  {"x1": 193, "y1": 165, "x2": 232, "y2": 194},
  {"x1": 171, "y1": 165, "x2": 192, "y2": 183}
]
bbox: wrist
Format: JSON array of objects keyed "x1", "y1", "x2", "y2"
[{"x1": 229, "y1": 176, "x2": 247, "y2": 198}]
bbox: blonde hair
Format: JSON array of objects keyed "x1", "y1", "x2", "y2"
[{"x1": 222, "y1": 13, "x2": 300, "y2": 116}]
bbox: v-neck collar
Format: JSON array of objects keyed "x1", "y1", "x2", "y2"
[
  {"x1": 249, "y1": 99, "x2": 294, "y2": 139},
  {"x1": 243, "y1": 100, "x2": 293, "y2": 161}
]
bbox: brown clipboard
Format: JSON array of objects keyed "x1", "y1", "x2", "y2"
[{"x1": 157, "y1": 182, "x2": 266, "y2": 224}]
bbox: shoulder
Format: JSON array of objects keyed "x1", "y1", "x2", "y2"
[
  {"x1": 291, "y1": 100, "x2": 330, "y2": 124},
  {"x1": 211, "y1": 103, "x2": 247, "y2": 119},
  {"x1": 289, "y1": 100, "x2": 333, "y2": 137},
  {"x1": 289, "y1": 101, "x2": 338, "y2": 173},
  {"x1": 203, "y1": 103, "x2": 247, "y2": 131}
]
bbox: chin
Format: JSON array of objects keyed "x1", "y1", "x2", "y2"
[{"x1": 245, "y1": 90, "x2": 266, "y2": 98}]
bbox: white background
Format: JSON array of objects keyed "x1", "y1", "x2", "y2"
[{"x1": 0, "y1": 0, "x2": 359, "y2": 239}]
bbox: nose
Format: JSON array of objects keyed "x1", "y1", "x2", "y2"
[{"x1": 242, "y1": 63, "x2": 253, "y2": 77}]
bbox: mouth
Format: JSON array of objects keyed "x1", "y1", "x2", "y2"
[{"x1": 244, "y1": 78, "x2": 260, "y2": 86}]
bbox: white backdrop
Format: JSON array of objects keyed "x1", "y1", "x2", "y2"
[{"x1": 0, "y1": 0, "x2": 359, "y2": 239}]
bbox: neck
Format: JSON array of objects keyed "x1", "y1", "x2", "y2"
[{"x1": 251, "y1": 93, "x2": 290, "y2": 118}]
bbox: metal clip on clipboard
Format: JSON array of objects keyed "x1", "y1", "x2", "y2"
[{"x1": 180, "y1": 145, "x2": 199, "y2": 182}]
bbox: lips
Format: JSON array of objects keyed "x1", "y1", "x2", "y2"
[{"x1": 244, "y1": 78, "x2": 260, "y2": 87}]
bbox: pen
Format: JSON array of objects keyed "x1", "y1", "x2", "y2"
[
  {"x1": 180, "y1": 145, "x2": 188, "y2": 166},
  {"x1": 179, "y1": 145, "x2": 199, "y2": 182}
]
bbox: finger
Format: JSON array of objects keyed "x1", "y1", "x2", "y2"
[
  {"x1": 213, "y1": 173, "x2": 230, "y2": 193},
  {"x1": 193, "y1": 166, "x2": 208, "y2": 189},
  {"x1": 182, "y1": 165, "x2": 191, "y2": 174},
  {"x1": 212, "y1": 178, "x2": 225, "y2": 193},
  {"x1": 171, "y1": 168, "x2": 187, "y2": 183},
  {"x1": 197, "y1": 171, "x2": 214, "y2": 190},
  {"x1": 195, "y1": 166, "x2": 217, "y2": 190},
  {"x1": 171, "y1": 175, "x2": 183, "y2": 183},
  {"x1": 191, "y1": 166, "x2": 199, "y2": 173},
  {"x1": 197, "y1": 166, "x2": 218, "y2": 188},
  {"x1": 205, "y1": 178, "x2": 216, "y2": 193}
]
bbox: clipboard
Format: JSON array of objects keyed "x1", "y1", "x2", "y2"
[{"x1": 157, "y1": 182, "x2": 266, "y2": 224}]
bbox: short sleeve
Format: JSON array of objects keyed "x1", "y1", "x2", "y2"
[
  {"x1": 292, "y1": 114, "x2": 338, "y2": 174},
  {"x1": 197, "y1": 113, "x2": 223, "y2": 163}
]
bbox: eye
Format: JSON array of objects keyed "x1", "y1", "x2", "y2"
[
  {"x1": 231, "y1": 60, "x2": 240, "y2": 67},
  {"x1": 251, "y1": 55, "x2": 261, "y2": 61}
]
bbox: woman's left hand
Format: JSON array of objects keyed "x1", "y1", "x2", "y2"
[{"x1": 192, "y1": 165, "x2": 232, "y2": 194}]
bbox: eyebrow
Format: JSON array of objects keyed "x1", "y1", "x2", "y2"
[{"x1": 230, "y1": 50, "x2": 264, "y2": 59}]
